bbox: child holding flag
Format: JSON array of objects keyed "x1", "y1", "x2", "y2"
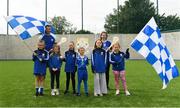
[
  {"x1": 49, "y1": 43, "x2": 63, "y2": 96},
  {"x1": 91, "y1": 39, "x2": 107, "y2": 96},
  {"x1": 32, "y1": 40, "x2": 49, "y2": 96},
  {"x1": 64, "y1": 41, "x2": 77, "y2": 95},
  {"x1": 76, "y1": 47, "x2": 89, "y2": 96},
  {"x1": 109, "y1": 42, "x2": 130, "y2": 96}
]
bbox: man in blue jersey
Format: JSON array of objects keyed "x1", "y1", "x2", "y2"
[{"x1": 40, "y1": 25, "x2": 56, "y2": 52}]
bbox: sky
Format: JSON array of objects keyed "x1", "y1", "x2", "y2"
[{"x1": 0, "y1": 0, "x2": 180, "y2": 34}]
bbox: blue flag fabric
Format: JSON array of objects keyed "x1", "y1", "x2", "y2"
[
  {"x1": 131, "y1": 17, "x2": 179, "y2": 89},
  {"x1": 5, "y1": 15, "x2": 55, "y2": 40}
]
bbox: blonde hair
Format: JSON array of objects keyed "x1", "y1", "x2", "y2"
[{"x1": 51, "y1": 43, "x2": 61, "y2": 56}]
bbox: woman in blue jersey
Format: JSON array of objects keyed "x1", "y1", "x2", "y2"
[
  {"x1": 100, "y1": 32, "x2": 111, "y2": 89},
  {"x1": 91, "y1": 39, "x2": 107, "y2": 96}
]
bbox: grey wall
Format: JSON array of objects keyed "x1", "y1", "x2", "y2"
[{"x1": 0, "y1": 32, "x2": 180, "y2": 60}]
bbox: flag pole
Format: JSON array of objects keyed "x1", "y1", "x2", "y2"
[
  {"x1": 81, "y1": 0, "x2": 84, "y2": 31},
  {"x1": 7, "y1": 0, "x2": 9, "y2": 35},
  {"x1": 117, "y1": 0, "x2": 120, "y2": 33},
  {"x1": 45, "y1": 0, "x2": 47, "y2": 21}
]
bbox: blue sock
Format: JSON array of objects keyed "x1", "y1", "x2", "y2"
[{"x1": 36, "y1": 88, "x2": 39, "y2": 94}]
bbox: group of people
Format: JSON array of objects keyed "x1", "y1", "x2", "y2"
[{"x1": 32, "y1": 25, "x2": 131, "y2": 97}]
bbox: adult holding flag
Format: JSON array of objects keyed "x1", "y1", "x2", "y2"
[{"x1": 131, "y1": 17, "x2": 179, "y2": 89}]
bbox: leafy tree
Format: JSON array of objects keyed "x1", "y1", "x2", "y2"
[
  {"x1": 75, "y1": 30, "x2": 93, "y2": 34},
  {"x1": 105, "y1": 0, "x2": 180, "y2": 33},
  {"x1": 156, "y1": 14, "x2": 180, "y2": 31},
  {"x1": 48, "y1": 16, "x2": 77, "y2": 34},
  {"x1": 104, "y1": 0, "x2": 156, "y2": 33}
]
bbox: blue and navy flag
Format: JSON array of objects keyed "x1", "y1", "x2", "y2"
[
  {"x1": 5, "y1": 15, "x2": 55, "y2": 40},
  {"x1": 131, "y1": 17, "x2": 179, "y2": 89}
]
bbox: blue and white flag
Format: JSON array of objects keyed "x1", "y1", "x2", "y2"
[
  {"x1": 131, "y1": 17, "x2": 179, "y2": 89},
  {"x1": 5, "y1": 15, "x2": 55, "y2": 40}
]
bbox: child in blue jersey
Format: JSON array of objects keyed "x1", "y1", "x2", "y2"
[
  {"x1": 100, "y1": 31, "x2": 111, "y2": 89},
  {"x1": 64, "y1": 41, "x2": 77, "y2": 95},
  {"x1": 49, "y1": 43, "x2": 63, "y2": 96},
  {"x1": 40, "y1": 25, "x2": 56, "y2": 52},
  {"x1": 32, "y1": 40, "x2": 49, "y2": 96},
  {"x1": 91, "y1": 39, "x2": 107, "y2": 96},
  {"x1": 76, "y1": 47, "x2": 89, "y2": 96},
  {"x1": 109, "y1": 42, "x2": 130, "y2": 96}
]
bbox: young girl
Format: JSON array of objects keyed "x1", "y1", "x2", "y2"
[
  {"x1": 49, "y1": 43, "x2": 63, "y2": 96},
  {"x1": 64, "y1": 41, "x2": 77, "y2": 95},
  {"x1": 32, "y1": 40, "x2": 49, "y2": 96},
  {"x1": 76, "y1": 47, "x2": 89, "y2": 96},
  {"x1": 109, "y1": 42, "x2": 130, "y2": 96},
  {"x1": 91, "y1": 39, "x2": 107, "y2": 96},
  {"x1": 100, "y1": 32, "x2": 111, "y2": 89}
]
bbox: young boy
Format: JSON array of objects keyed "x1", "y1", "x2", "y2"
[
  {"x1": 76, "y1": 47, "x2": 89, "y2": 96},
  {"x1": 33, "y1": 40, "x2": 49, "y2": 96}
]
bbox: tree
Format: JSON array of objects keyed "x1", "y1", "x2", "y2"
[
  {"x1": 104, "y1": 0, "x2": 156, "y2": 33},
  {"x1": 105, "y1": 0, "x2": 180, "y2": 33},
  {"x1": 48, "y1": 16, "x2": 77, "y2": 34},
  {"x1": 156, "y1": 14, "x2": 180, "y2": 31},
  {"x1": 75, "y1": 30, "x2": 93, "y2": 34}
]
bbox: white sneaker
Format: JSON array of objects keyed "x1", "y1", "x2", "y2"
[
  {"x1": 51, "y1": 89, "x2": 55, "y2": 96},
  {"x1": 94, "y1": 93, "x2": 98, "y2": 96},
  {"x1": 99, "y1": 94, "x2": 103, "y2": 96},
  {"x1": 116, "y1": 90, "x2": 120, "y2": 95},
  {"x1": 56, "y1": 89, "x2": 60, "y2": 95},
  {"x1": 125, "y1": 90, "x2": 131, "y2": 96}
]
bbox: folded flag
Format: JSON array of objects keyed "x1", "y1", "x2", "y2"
[
  {"x1": 131, "y1": 17, "x2": 179, "y2": 89},
  {"x1": 5, "y1": 15, "x2": 55, "y2": 40}
]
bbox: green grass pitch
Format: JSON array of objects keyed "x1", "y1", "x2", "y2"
[{"x1": 0, "y1": 60, "x2": 180, "y2": 107}]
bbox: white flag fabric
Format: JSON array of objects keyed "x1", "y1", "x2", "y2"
[
  {"x1": 5, "y1": 15, "x2": 55, "y2": 40},
  {"x1": 131, "y1": 17, "x2": 179, "y2": 89}
]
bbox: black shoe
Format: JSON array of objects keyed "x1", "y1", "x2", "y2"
[
  {"x1": 107, "y1": 87, "x2": 111, "y2": 90},
  {"x1": 73, "y1": 91, "x2": 76, "y2": 95},
  {"x1": 64, "y1": 90, "x2": 68, "y2": 94},
  {"x1": 85, "y1": 93, "x2": 89, "y2": 96},
  {"x1": 76, "y1": 93, "x2": 81, "y2": 96}
]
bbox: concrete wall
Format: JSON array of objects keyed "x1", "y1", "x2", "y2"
[{"x1": 0, "y1": 32, "x2": 180, "y2": 60}]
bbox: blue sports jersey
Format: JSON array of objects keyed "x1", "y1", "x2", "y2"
[
  {"x1": 33, "y1": 49, "x2": 49, "y2": 76},
  {"x1": 102, "y1": 40, "x2": 111, "y2": 51},
  {"x1": 76, "y1": 55, "x2": 89, "y2": 80},
  {"x1": 91, "y1": 48, "x2": 106, "y2": 73},
  {"x1": 64, "y1": 50, "x2": 77, "y2": 73},
  {"x1": 41, "y1": 34, "x2": 55, "y2": 51},
  {"x1": 109, "y1": 51, "x2": 130, "y2": 71},
  {"x1": 49, "y1": 53, "x2": 62, "y2": 70},
  {"x1": 76, "y1": 55, "x2": 89, "y2": 70}
]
